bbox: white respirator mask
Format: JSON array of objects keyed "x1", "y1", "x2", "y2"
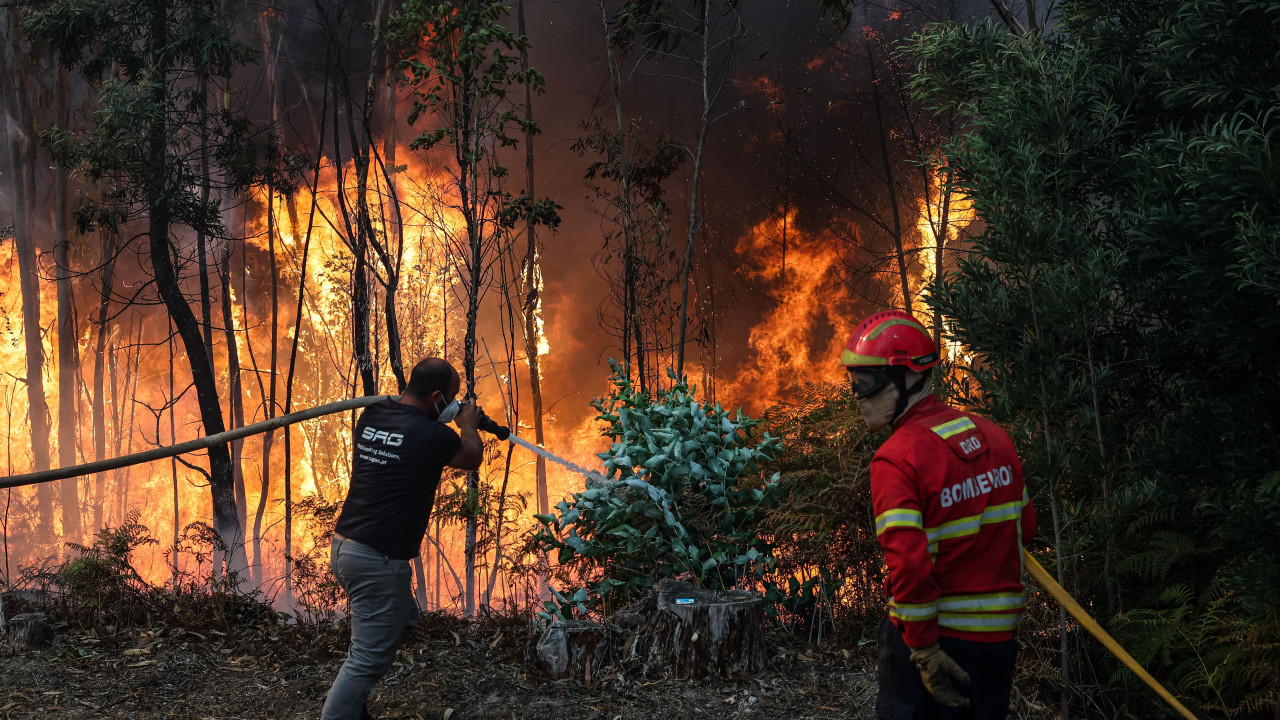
[{"x1": 435, "y1": 398, "x2": 460, "y2": 423}]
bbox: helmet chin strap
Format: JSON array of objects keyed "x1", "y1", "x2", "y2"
[{"x1": 890, "y1": 372, "x2": 931, "y2": 426}]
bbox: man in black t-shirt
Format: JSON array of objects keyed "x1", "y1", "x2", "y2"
[{"x1": 321, "y1": 358, "x2": 483, "y2": 720}]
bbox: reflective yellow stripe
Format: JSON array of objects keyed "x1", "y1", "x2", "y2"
[
  {"x1": 926, "y1": 499, "x2": 1025, "y2": 543},
  {"x1": 867, "y1": 317, "x2": 928, "y2": 340},
  {"x1": 931, "y1": 417, "x2": 977, "y2": 439},
  {"x1": 841, "y1": 349, "x2": 887, "y2": 365},
  {"x1": 938, "y1": 611, "x2": 1024, "y2": 632},
  {"x1": 889, "y1": 598, "x2": 938, "y2": 621},
  {"x1": 981, "y1": 499, "x2": 1023, "y2": 524},
  {"x1": 875, "y1": 508, "x2": 923, "y2": 535},
  {"x1": 938, "y1": 592, "x2": 1024, "y2": 613}
]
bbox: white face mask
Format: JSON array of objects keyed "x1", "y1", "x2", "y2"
[{"x1": 435, "y1": 398, "x2": 460, "y2": 423}]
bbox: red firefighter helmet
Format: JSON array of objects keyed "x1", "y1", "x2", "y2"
[{"x1": 840, "y1": 310, "x2": 940, "y2": 372}]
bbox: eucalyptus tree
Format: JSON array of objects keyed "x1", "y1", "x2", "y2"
[
  {"x1": 0, "y1": 10, "x2": 54, "y2": 548},
  {"x1": 615, "y1": 0, "x2": 755, "y2": 380},
  {"x1": 25, "y1": 0, "x2": 300, "y2": 582},
  {"x1": 910, "y1": 0, "x2": 1280, "y2": 712},
  {"x1": 389, "y1": 0, "x2": 558, "y2": 616}
]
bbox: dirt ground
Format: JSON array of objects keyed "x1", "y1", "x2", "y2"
[{"x1": 1, "y1": 609, "x2": 885, "y2": 720}]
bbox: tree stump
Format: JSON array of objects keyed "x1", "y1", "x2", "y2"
[
  {"x1": 615, "y1": 579, "x2": 765, "y2": 680},
  {"x1": 2, "y1": 612, "x2": 54, "y2": 652},
  {"x1": 531, "y1": 620, "x2": 612, "y2": 682}
]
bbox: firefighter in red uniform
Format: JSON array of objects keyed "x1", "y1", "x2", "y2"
[{"x1": 841, "y1": 311, "x2": 1036, "y2": 720}]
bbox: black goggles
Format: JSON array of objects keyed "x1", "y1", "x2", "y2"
[{"x1": 848, "y1": 367, "x2": 893, "y2": 399}]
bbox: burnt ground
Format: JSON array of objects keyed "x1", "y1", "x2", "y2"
[{"x1": 0, "y1": 612, "x2": 1060, "y2": 720}]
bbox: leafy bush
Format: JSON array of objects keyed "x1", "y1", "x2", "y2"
[
  {"x1": 533, "y1": 362, "x2": 784, "y2": 621},
  {"x1": 909, "y1": 1, "x2": 1280, "y2": 711},
  {"x1": 289, "y1": 495, "x2": 346, "y2": 624},
  {"x1": 757, "y1": 381, "x2": 885, "y2": 641},
  {"x1": 55, "y1": 509, "x2": 158, "y2": 627}
]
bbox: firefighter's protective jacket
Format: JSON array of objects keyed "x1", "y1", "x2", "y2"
[{"x1": 872, "y1": 395, "x2": 1036, "y2": 648}]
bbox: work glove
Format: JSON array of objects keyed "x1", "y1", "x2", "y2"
[{"x1": 908, "y1": 644, "x2": 971, "y2": 708}]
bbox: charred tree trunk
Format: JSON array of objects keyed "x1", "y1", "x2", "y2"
[
  {"x1": 534, "y1": 579, "x2": 766, "y2": 681},
  {"x1": 196, "y1": 74, "x2": 215, "y2": 366},
  {"x1": 532, "y1": 621, "x2": 612, "y2": 682},
  {"x1": 676, "y1": 0, "x2": 730, "y2": 381},
  {"x1": 169, "y1": 322, "x2": 179, "y2": 584},
  {"x1": 2, "y1": 613, "x2": 53, "y2": 652},
  {"x1": 147, "y1": 0, "x2": 245, "y2": 583},
  {"x1": 615, "y1": 580, "x2": 765, "y2": 680}
]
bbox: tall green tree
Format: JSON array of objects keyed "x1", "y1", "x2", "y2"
[
  {"x1": 910, "y1": 0, "x2": 1280, "y2": 714},
  {"x1": 26, "y1": 0, "x2": 296, "y2": 582},
  {"x1": 390, "y1": 0, "x2": 558, "y2": 616}
]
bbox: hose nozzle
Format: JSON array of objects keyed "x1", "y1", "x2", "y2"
[{"x1": 475, "y1": 409, "x2": 510, "y2": 440}]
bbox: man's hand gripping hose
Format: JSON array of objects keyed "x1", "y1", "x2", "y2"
[
  {"x1": 907, "y1": 644, "x2": 970, "y2": 708},
  {"x1": 471, "y1": 406, "x2": 509, "y2": 440}
]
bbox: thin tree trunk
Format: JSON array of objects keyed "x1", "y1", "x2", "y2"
[
  {"x1": 280, "y1": 59, "x2": 329, "y2": 609},
  {"x1": 91, "y1": 230, "x2": 116, "y2": 532},
  {"x1": 866, "y1": 40, "x2": 910, "y2": 315},
  {"x1": 116, "y1": 322, "x2": 143, "y2": 526},
  {"x1": 147, "y1": 0, "x2": 245, "y2": 583},
  {"x1": 457, "y1": 37, "x2": 483, "y2": 620},
  {"x1": 598, "y1": 0, "x2": 647, "y2": 391},
  {"x1": 6, "y1": 55, "x2": 54, "y2": 545},
  {"x1": 483, "y1": 442, "x2": 515, "y2": 607},
  {"x1": 197, "y1": 74, "x2": 214, "y2": 364},
  {"x1": 219, "y1": 239, "x2": 248, "y2": 573},
  {"x1": 53, "y1": 66, "x2": 81, "y2": 545},
  {"x1": 519, "y1": 0, "x2": 550, "y2": 594},
  {"x1": 434, "y1": 511, "x2": 442, "y2": 610},
  {"x1": 1085, "y1": 332, "x2": 1116, "y2": 617},
  {"x1": 675, "y1": 0, "x2": 714, "y2": 379},
  {"x1": 932, "y1": 177, "x2": 951, "y2": 348},
  {"x1": 169, "y1": 322, "x2": 179, "y2": 585},
  {"x1": 1030, "y1": 286, "x2": 1071, "y2": 719},
  {"x1": 108, "y1": 321, "x2": 122, "y2": 525},
  {"x1": 252, "y1": 186, "x2": 281, "y2": 591}
]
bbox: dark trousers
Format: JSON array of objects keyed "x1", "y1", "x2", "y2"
[{"x1": 876, "y1": 620, "x2": 1018, "y2": 720}]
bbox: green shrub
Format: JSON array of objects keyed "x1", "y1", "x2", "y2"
[
  {"x1": 533, "y1": 362, "x2": 784, "y2": 621},
  {"x1": 55, "y1": 509, "x2": 158, "y2": 627},
  {"x1": 758, "y1": 381, "x2": 886, "y2": 641}
]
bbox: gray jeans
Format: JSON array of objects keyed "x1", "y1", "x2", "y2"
[{"x1": 321, "y1": 537, "x2": 419, "y2": 720}]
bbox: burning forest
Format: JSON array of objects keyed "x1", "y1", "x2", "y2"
[{"x1": 2, "y1": 0, "x2": 1279, "y2": 718}]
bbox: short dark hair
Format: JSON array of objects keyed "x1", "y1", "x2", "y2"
[{"x1": 405, "y1": 357, "x2": 455, "y2": 399}]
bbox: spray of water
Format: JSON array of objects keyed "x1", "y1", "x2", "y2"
[{"x1": 507, "y1": 435, "x2": 610, "y2": 486}]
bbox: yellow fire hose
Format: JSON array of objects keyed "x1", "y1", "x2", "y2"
[{"x1": 1022, "y1": 549, "x2": 1199, "y2": 720}]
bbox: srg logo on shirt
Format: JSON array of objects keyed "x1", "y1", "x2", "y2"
[{"x1": 361, "y1": 426, "x2": 404, "y2": 447}]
